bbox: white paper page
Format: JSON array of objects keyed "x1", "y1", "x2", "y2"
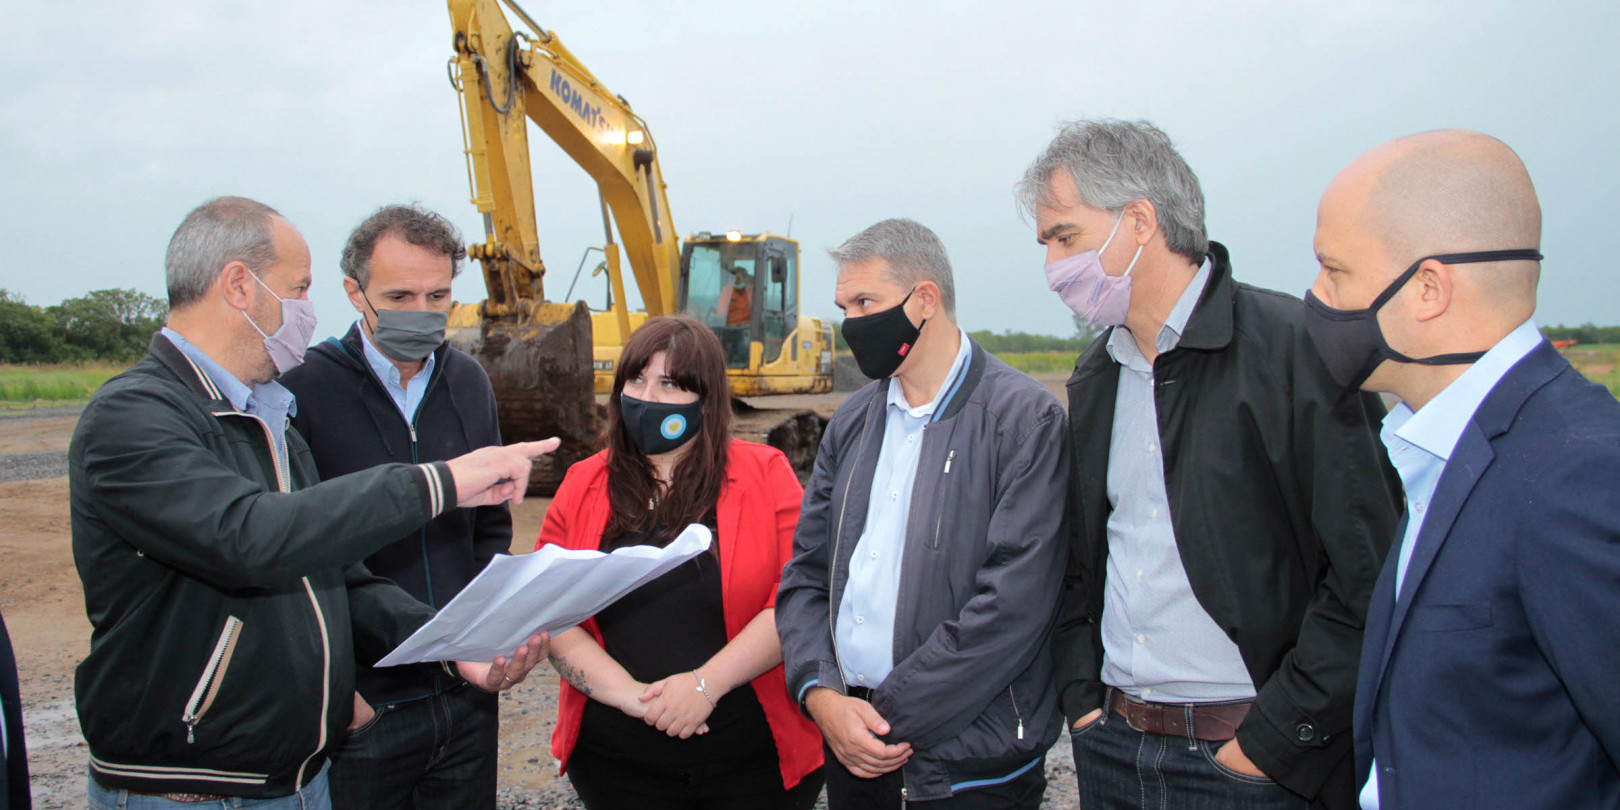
[{"x1": 377, "y1": 524, "x2": 713, "y2": 667}]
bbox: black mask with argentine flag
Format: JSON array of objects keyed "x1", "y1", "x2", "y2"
[{"x1": 619, "y1": 393, "x2": 704, "y2": 456}]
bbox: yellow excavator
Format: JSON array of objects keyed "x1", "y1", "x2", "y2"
[{"x1": 444, "y1": 0, "x2": 835, "y2": 492}]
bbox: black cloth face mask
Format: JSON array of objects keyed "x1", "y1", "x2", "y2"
[
  {"x1": 619, "y1": 393, "x2": 704, "y2": 456},
  {"x1": 1303, "y1": 249, "x2": 1543, "y2": 390},
  {"x1": 841, "y1": 288, "x2": 924, "y2": 379}
]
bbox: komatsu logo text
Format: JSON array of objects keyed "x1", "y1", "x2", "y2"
[{"x1": 549, "y1": 69, "x2": 610, "y2": 135}]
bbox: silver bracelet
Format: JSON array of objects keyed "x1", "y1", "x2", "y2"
[{"x1": 692, "y1": 669, "x2": 717, "y2": 707}]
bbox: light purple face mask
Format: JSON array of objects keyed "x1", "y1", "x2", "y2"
[
  {"x1": 1044, "y1": 215, "x2": 1144, "y2": 328},
  {"x1": 243, "y1": 272, "x2": 318, "y2": 376}
]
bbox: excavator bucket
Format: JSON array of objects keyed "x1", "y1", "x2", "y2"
[{"x1": 448, "y1": 300, "x2": 602, "y2": 495}]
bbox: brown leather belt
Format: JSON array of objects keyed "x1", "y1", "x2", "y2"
[{"x1": 1109, "y1": 690, "x2": 1251, "y2": 742}]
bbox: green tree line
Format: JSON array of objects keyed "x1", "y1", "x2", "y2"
[
  {"x1": 1542, "y1": 324, "x2": 1620, "y2": 345},
  {"x1": 0, "y1": 288, "x2": 167, "y2": 363}
]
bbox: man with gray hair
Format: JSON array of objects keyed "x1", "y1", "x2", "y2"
[
  {"x1": 71, "y1": 196, "x2": 555, "y2": 809},
  {"x1": 1018, "y1": 121, "x2": 1400, "y2": 810},
  {"x1": 280, "y1": 204, "x2": 509, "y2": 809},
  {"x1": 778, "y1": 218, "x2": 1069, "y2": 808}
]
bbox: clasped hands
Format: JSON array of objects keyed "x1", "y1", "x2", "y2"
[
  {"x1": 806, "y1": 687, "x2": 911, "y2": 778},
  {"x1": 604, "y1": 671, "x2": 720, "y2": 739}
]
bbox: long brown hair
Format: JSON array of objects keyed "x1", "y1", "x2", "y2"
[{"x1": 603, "y1": 316, "x2": 733, "y2": 547}]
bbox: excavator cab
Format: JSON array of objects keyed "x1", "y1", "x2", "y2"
[{"x1": 679, "y1": 233, "x2": 798, "y2": 370}]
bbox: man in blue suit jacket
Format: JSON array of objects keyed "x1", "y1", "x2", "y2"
[{"x1": 1304, "y1": 129, "x2": 1620, "y2": 809}]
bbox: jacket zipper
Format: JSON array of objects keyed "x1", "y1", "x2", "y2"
[
  {"x1": 241, "y1": 411, "x2": 331, "y2": 790},
  {"x1": 931, "y1": 449, "x2": 956, "y2": 549},
  {"x1": 1007, "y1": 685, "x2": 1025, "y2": 740},
  {"x1": 828, "y1": 394, "x2": 880, "y2": 687},
  {"x1": 181, "y1": 616, "x2": 243, "y2": 743}
]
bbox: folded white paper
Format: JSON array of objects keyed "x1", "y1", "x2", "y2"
[{"x1": 377, "y1": 523, "x2": 713, "y2": 667}]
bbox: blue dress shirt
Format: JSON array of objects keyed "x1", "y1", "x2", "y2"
[
  {"x1": 161, "y1": 327, "x2": 297, "y2": 476},
  {"x1": 836, "y1": 328, "x2": 972, "y2": 688},
  {"x1": 1099, "y1": 259, "x2": 1256, "y2": 703},
  {"x1": 1360, "y1": 318, "x2": 1544, "y2": 810},
  {"x1": 357, "y1": 320, "x2": 437, "y2": 422}
]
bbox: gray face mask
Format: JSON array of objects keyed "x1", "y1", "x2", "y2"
[{"x1": 363, "y1": 292, "x2": 448, "y2": 362}]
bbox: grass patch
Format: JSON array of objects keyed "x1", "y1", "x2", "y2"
[
  {"x1": 995, "y1": 351, "x2": 1080, "y2": 374},
  {"x1": 0, "y1": 362, "x2": 127, "y2": 407},
  {"x1": 1559, "y1": 346, "x2": 1620, "y2": 400}
]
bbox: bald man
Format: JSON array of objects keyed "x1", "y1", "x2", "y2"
[{"x1": 1306, "y1": 130, "x2": 1620, "y2": 810}]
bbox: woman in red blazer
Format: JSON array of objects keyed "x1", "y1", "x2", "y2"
[{"x1": 537, "y1": 316, "x2": 823, "y2": 809}]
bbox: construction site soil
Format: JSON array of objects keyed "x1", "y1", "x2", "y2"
[{"x1": 0, "y1": 372, "x2": 1076, "y2": 808}]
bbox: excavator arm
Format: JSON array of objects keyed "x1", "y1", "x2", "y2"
[{"x1": 447, "y1": 0, "x2": 680, "y2": 321}]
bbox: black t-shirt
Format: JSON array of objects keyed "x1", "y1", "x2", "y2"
[{"x1": 577, "y1": 514, "x2": 776, "y2": 764}]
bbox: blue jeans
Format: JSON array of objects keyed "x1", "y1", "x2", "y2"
[
  {"x1": 327, "y1": 684, "x2": 498, "y2": 810},
  {"x1": 88, "y1": 763, "x2": 330, "y2": 809},
  {"x1": 1070, "y1": 704, "x2": 1307, "y2": 810}
]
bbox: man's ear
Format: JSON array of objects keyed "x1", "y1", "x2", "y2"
[
  {"x1": 218, "y1": 262, "x2": 255, "y2": 311},
  {"x1": 913, "y1": 280, "x2": 943, "y2": 321},
  {"x1": 343, "y1": 276, "x2": 367, "y2": 314},
  {"x1": 1123, "y1": 199, "x2": 1161, "y2": 247},
  {"x1": 1411, "y1": 259, "x2": 1453, "y2": 323}
]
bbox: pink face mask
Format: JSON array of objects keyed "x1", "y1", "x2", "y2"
[
  {"x1": 1044, "y1": 215, "x2": 1144, "y2": 328},
  {"x1": 243, "y1": 272, "x2": 318, "y2": 376}
]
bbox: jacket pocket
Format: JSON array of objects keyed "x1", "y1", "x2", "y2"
[
  {"x1": 1408, "y1": 602, "x2": 1492, "y2": 632},
  {"x1": 182, "y1": 615, "x2": 243, "y2": 743}
]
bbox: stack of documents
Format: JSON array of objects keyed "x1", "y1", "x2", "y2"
[{"x1": 378, "y1": 524, "x2": 713, "y2": 666}]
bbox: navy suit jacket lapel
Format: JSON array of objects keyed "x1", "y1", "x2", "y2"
[{"x1": 1372, "y1": 340, "x2": 1567, "y2": 686}]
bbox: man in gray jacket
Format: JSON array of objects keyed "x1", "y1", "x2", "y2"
[{"x1": 777, "y1": 219, "x2": 1068, "y2": 808}]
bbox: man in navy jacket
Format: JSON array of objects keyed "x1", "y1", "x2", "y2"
[
  {"x1": 281, "y1": 205, "x2": 510, "y2": 809},
  {"x1": 1305, "y1": 129, "x2": 1620, "y2": 809}
]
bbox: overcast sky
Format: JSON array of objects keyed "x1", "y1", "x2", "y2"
[{"x1": 3, "y1": 1, "x2": 1615, "y2": 341}]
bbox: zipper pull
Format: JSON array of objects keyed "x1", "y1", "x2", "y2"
[
  {"x1": 943, "y1": 450, "x2": 956, "y2": 474},
  {"x1": 186, "y1": 723, "x2": 196, "y2": 744},
  {"x1": 1017, "y1": 718, "x2": 1024, "y2": 740},
  {"x1": 409, "y1": 423, "x2": 418, "y2": 445}
]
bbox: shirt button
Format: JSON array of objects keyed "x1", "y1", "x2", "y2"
[
  {"x1": 907, "y1": 433, "x2": 916, "y2": 442},
  {"x1": 1142, "y1": 687, "x2": 1154, "y2": 697},
  {"x1": 1136, "y1": 634, "x2": 1146, "y2": 644},
  {"x1": 1150, "y1": 508, "x2": 1160, "y2": 519},
  {"x1": 1413, "y1": 500, "x2": 1425, "y2": 512},
  {"x1": 1147, "y1": 443, "x2": 1157, "y2": 453},
  {"x1": 855, "y1": 615, "x2": 865, "y2": 624},
  {"x1": 857, "y1": 674, "x2": 867, "y2": 683},
  {"x1": 1136, "y1": 569, "x2": 1144, "y2": 579},
  {"x1": 891, "y1": 491, "x2": 899, "y2": 500},
  {"x1": 870, "y1": 550, "x2": 879, "y2": 558}
]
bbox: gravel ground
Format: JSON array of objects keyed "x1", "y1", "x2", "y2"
[{"x1": 0, "y1": 450, "x2": 67, "y2": 482}]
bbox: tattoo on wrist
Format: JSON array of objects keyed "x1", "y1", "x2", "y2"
[{"x1": 549, "y1": 654, "x2": 592, "y2": 698}]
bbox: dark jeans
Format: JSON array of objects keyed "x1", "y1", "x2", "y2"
[
  {"x1": 328, "y1": 684, "x2": 498, "y2": 810},
  {"x1": 566, "y1": 743, "x2": 823, "y2": 810},
  {"x1": 1070, "y1": 705, "x2": 1308, "y2": 810},
  {"x1": 822, "y1": 745, "x2": 1045, "y2": 810}
]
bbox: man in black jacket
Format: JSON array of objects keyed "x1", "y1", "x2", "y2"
[
  {"x1": 71, "y1": 197, "x2": 553, "y2": 809},
  {"x1": 1017, "y1": 120, "x2": 1400, "y2": 810},
  {"x1": 281, "y1": 205, "x2": 508, "y2": 809},
  {"x1": 1, "y1": 609, "x2": 28, "y2": 810}
]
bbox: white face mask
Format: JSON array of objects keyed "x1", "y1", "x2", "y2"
[{"x1": 242, "y1": 272, "x2": 318, "y2": 376}]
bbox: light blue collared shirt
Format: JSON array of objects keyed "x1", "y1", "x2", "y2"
[
  {"x1": 1360, "y1": 318, "x2": 1544, "y2": 810},
  {"x1": 1098, "y1": 259, "x2": 1255, "y2": 703},
  {"x1": 836, "y1": 328, "x2": 972, "y2": 688},
  {"x1": 356, "y1": 320, "x2": 437, "y2": 422},
  {"x1": 161, "y1": 327, "x2": 297, "y2": 475}
]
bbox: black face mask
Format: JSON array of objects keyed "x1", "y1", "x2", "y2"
[
  {"x1": 1303, "y1": 249, "x2": 1543, "y2": 390},
  {"x1": 619, "y1": 393, "x2": 704, "y2": 456},
  {"x1": 841, "y1": 288, "x2": 924, "y2": 379}
]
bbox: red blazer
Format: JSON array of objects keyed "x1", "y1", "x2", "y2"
[{"x1": 536, "y1": 440, "x2": 824, "y2": 788}]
